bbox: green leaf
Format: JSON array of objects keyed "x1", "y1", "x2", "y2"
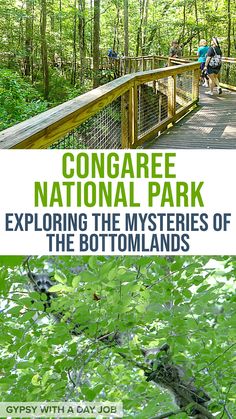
[
  {"x1": 54, "y1": 271, "x2": 67, "y2": 284},
  {"x1": 31, "y1": 374, "x2": 40, "y2": 387},
  {"x1": 0, "y1": 256, "x2": 24, "y2": 268},
  {"x1": 48, "y1": 284, "x2": 72, "y2": 293},
  {"x1": 88, "y1": 256, "x2": 98, "y2": 270}
]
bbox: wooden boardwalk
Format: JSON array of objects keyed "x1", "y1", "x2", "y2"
[{"x1": 147, "y1": 87, "x2": 236, "y2": 148}]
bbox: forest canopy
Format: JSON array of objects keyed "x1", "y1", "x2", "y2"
[
  {"x1": 0, "y1": 255, "x2": 236, "y2": 418},
  {"x1": 0, "y1": 0, "x2": 235, "y2": 131}
]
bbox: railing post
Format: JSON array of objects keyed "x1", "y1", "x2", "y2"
[
  {"x1": 141, "y1": 57, "x2": 145, "y2": 71},
  {"x1": 159, "y1": 94, "x2": 163, "y2": 122},
  {"x1": 121, "y1": 83, "x2": 138, "y2": 148},
  {"x1": 128, "y1": 58, "x2": 131, "y2": 74},
  {"x1": 192, "y1": 68, "x2": 200, "y2": 101},
  {"x1": 120, "y1": 58, "x2": 123, "y2": 76},
  {"x1": 168, "y1": 75, "x2": 176, "y2": 119},
  {"x1": 121, "y1": 91, "x2": 130, "y2": 148},
  {"x1": 152, "y1": 56, "x2": 155, "y2": 70},
  {"x1": 131, "y1": 82, "x2": 138, "y2": 146},
  {"x1": 132, "y1": 59, "x2": 136, "y2": 73},
  {"x1": 123, "y1": 58, "x2": 127, "y2": 75}
]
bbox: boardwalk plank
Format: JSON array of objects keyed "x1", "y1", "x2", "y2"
[{"x1": 147, "y1": 88, "x2": 236, "y2": 149}]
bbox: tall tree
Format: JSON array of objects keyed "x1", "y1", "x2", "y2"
[
  {"x1": 59, "y1": 0, "x2": 63, "y2": 60},
  {"x1": 124, "y1": 0, "x2": 129, "y2": 56},
  {"x1": 141, "y1": 0, "x2": 149, "y2": 55},
  {"x1": 193, "y1": 0, "x2": 200, "y2": 43},
  {"x1": 71, "y1": 0, "x2": 77, "y2": 85},
  {"x1": 227, "y1": 0, "x2": 231, "y2": 56},
  {"x1": 136, "y1": 0, "x2": 145, "y2": 56},
  {"x1": 25, "y1": 0, "x2": 34, "y2": 78},
  {"x1": 93, "y1": 0, "x2": 100, "y2": 88},
  {"x1": 40, "y1": 0, "x2": 49, "y2": 99},
  {"x1": 113, "y1": 2, "x2": 121, "y2": 52},
  {"x1": 78, "y1": 0, "x2": 86, "y2": 83}
]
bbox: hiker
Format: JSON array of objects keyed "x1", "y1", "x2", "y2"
[
  {"x1": 169, "y1": 40, "x2": 183, "y2": 85},
  {"x1": 169, "y1": 40, "x2": 182, "y2": 59},
  {"x1": 204, "y1": 37, "x2": 222, "y2": 95},
  {"x1": 197, "y1": 39, "x2": 209, "y2": 87},
  {"x1": 108, "y1": 48, "x2": 118, "y2": 59}
]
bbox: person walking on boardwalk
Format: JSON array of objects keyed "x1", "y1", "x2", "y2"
[
  {"x1": 169, "y1": 40, "x2": 182, "y2": 59},
  {"x1": 169, "y1": 40, "x2": 183, "y2": 85},
  {"x1": 197, "y1": 39, "x2": 209, "y2": 87},
  {"x1": 204, "y1": 37, "x2": 222, "y2": 95}
]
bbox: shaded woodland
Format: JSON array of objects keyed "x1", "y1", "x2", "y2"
[{"x1": 0, "y1": 0, "x2": 236, "y2": 130}]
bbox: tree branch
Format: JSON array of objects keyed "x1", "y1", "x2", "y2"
[
  {"x1": 224, "y1": 406, "x2": 233, "y2": 419},
  {"x1": 197, "y1": 342, "x2": 236, "y2": 373},
  {"x1": 151, "y1": 408, "x2": 186, "y2": 419}
]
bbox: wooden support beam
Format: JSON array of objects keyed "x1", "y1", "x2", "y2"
[
  {"x1": 121, "y1": 89, "x2": 132, "y2": 148},
  {"x1": 220, "y1": 82, "x2": 236, "y2": 91},
  {"x1": 192, "y1": 68, "x2": 200, "y2": 101},
  {"x1": 168, "y1": 75, "x2": 176, "y2": 118},
  {"x1": 130, "y1": 83, "x2": 138, "y2": 146}
]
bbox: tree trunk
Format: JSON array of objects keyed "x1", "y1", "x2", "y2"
[
  {"x1": 180, "y1": 0, "x2": 186, "y2": 44},
  {"x1": 71, "y1": 0, "x2": 77, "y2": 85},
  {"x1": 78, "y1": 0, "x2": 86, "y2": 83},
  {"x1": 40, "y1": 0, "x2": 49, "y2": 99},
  {"x1": 124, "y1": 0, "x2": 129, "y2": 56},
  {"x1": 136, "y1": 0, "x2": 145, "y2": 56},
  {"x1": 194, "y1": 0, "x2": 200, "y2": 43},
  {"x1": 113, "y1": 5, "x2": 120, "y2": 53},
  {"x1": 59, "y1": 0, "x2": 63, "y2": 61},
  {"x1": 50, "y1": 0, "x2": 55, "y2": 32},
  {"x1": 93, "y1": 0, "x2": 100, "y2": 88},
  {"x1": 142, "y1": 0, "x2": 149, "y2": 55},
  {"x1": 25, "y1": 0, "x2": 33, "y2": 77},
  {"x1": 232, "y1": 23, "x2": 236, "y2": 51},
  {"x1": 90, "y1": 0, "x2": 93, "y2": 56},
  {"x1": 227, "y1": 0, "x2": 231, "y2": 56}
]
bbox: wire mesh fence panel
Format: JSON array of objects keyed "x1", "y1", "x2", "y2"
[
  {"x1": 144, "y1": 58, "x2": 153, "y2": 70},
  {"x1": 135, "y1": 59, "x2": 143, "y2": 72},
  {"x1": 118, "y1": 56, "x2": 169, "y2": 76},
  {"x1": 175, "y1": 70, "x2": 193, "y2": 112},
  {"x1": 50, "y1": 99, "x2": 122, "y2": 149},
  {"x1": 137, "y1": 78, "x2": 169, "y2": 136},
  {"x1": 155, "y1": 58, "x2": 168, "y2": 68},
  {"x1": 221, "y1": 61, "x2": 236, "y2": 87}
]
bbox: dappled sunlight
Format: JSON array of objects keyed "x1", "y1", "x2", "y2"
[{"x1": 222, "y1": 125, "x2": 236, "y2": 138}]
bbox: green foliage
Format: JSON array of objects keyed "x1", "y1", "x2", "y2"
[
  {"x1": 37, "y1": 68, "x2": 92, "y2": 105},
  {"x1": 0, "y1": 69, "x2": 48, "y2": 130},
  {"x1": 0, "y1": 256, "x2": 236, "y2": 417},
  {"x1": 1, "y1": 0, "x2": 235, "y2": 132}
]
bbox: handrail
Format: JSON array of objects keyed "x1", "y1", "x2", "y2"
[
  {"x1": 169, "y1": 56, "x2": 236, "y2": 92},
  {"x1": 0, "y1": 61, "x2": 200, "y2": 149}
]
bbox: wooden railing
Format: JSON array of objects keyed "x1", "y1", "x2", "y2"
[
  {"x1": 99, "y1": 55, "x2": 168, "y2": 76},
  {"x1": 0, "y1": 60, "x2": 200, "y2": 149},
  {"x1": 168, "y1": 56, "x2": 236, "y2": 91},
  {"x1": 1, "y1": 54, "x2": 236, "y2": 150},
  {"x1": 219, "y1": 57, "x2": 236, "y2": 91}
]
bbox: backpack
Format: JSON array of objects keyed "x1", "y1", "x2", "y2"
[{"x1": 209, "y1": 47, "x2": 222, "y2": 68}]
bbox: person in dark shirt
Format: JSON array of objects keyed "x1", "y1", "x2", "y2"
[
  {"x1": 169, "y1": 40, "x2": 182, "y2": 58},
  {"x1": 204, "y1": 37, "x2": 222, "y2": 95}
]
